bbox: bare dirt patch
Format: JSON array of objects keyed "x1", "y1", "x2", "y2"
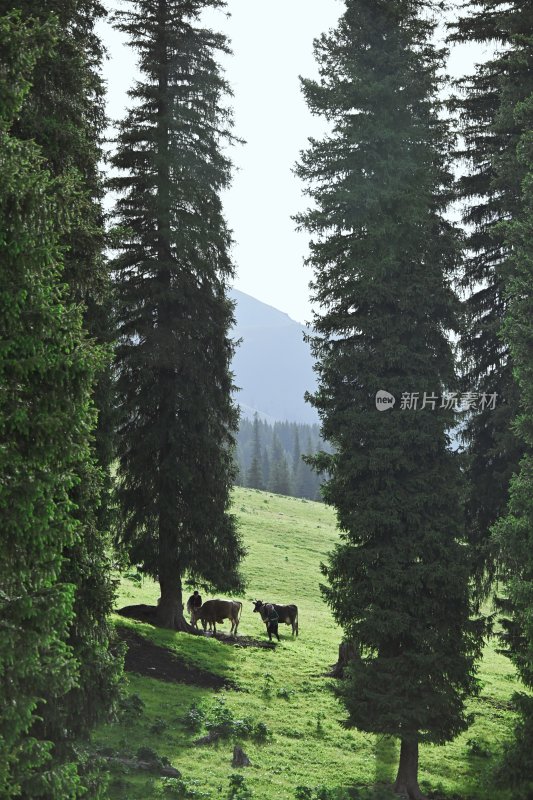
[
  {"x1": 210, "y1": 631, "x2": 277, "y2": 649},
  {"x1": 116, "y1": 626, "x2": 238, "y2": 690}
]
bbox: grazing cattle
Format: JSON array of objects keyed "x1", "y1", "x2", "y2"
[
  {"x1": 191, "y1": 599, "x2": 242, "y2": 636},
  {"x1": 186, "y1": 591, "x2": 203, "y2": 628},
  {"x1": 253, "y1": 600, "x2": 298, "y2": 637}
]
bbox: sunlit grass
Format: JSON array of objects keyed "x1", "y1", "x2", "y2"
[{"x1": 95, "y1": 486, "x2": 524, "y2": 799}]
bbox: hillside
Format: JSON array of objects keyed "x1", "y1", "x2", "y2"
[
  {"x1": 95, "y1": 488, "x2": 520, "y2": 800},
  {"x1": 230, "y1": 289, "x2": 318, "y2": 424}
]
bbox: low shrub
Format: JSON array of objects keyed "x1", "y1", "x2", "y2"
[
  {"x1": 118, "y1": 692, "x2": 145, "y2": 721},
  {"x1": 277, "y1": 686, "x2": 296, "y2": 701},
  {"x1": 150, "y1": 716, "x2": 168, "y2": 735},
  {"x1": 262, "y1": 673, "x2": 275, "y2": 699},
  {"x1": 183, "y1": 703, "x2": 206, "y2": 732},
  {"x1": 136, "y1": 745, "x2": 171, "y2": 769},
  {"x1": 227, "y1": 773, "x2": 252, "y2": 799},
  {"x1": 205, "y1": 698, "x2": 237, "y2": 738},
  {"x1": 466, "y1": 737, "x2": 492, "y2": 759},
  {"x1": 252, "y1": 721, "x2": 270, "y2": 743},
  {"x1": 191, "y1": 699, "x2": 270, "y2": 745},
  {"x1": 160, "y1": 777, "x2": 212, "y2": 798}
]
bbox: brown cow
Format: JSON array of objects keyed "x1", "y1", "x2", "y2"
[
  {"x1": 191, "y1": 599, "x2": 242, "y2": 636},
  {"x1": 253, "y1": 600, "x2": 298, "y2": 636}
]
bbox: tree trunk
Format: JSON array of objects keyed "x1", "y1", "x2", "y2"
[
  {"x1": 393, "y1": 738, "x2": 427, "y2": 800},
  {"x1": 329, "y1": 639, "x2": 358, "y2": 678},
  {"x1": 157, "y1": 565, "x2": 195, "y2": 633}
]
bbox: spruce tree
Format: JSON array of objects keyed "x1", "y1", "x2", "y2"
[
  {"x1": 247, "y1": 414, "x2": 264, "y2": 489},
  {"x1": 301, "y1": 436, "x2": 322, "y2": 501},
  {"x1": 296, "y1": 2, "x2": 482, "y2": 796},
  {"x1": 0, "y1": 0, "x2": 123, "y2": 761},
  {"x1": 268, "y1": 435, "x2": 292, "y2": 496},
  {"x1": 268, "y1": 457, "x2": 292, "y2": 496},
  {"x1": 489, "y1": 10, "x2": 533, "y2": 791},
  {"x1": 111, "y1": 0, "x2": 245, "y2": 630},
  {"x1": 0, "y1": 12, "x2": 104, "y2": 796},
  {"x1": 493, "y1": 152, "x2": 533, "y2": 798},
  {"x1": 450, "y1": 1, "x2": 528, "y2": 592},
  {"x1": 292, "y1": 427, "x2": 308, "y2": 498},
  {"x1": 261, "y1": 445, "x2": 271, "y2": 490}
]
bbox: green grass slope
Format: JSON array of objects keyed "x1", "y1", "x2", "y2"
[{"x1": 95, "y1": 487, "x2": 522, "y2": 800}]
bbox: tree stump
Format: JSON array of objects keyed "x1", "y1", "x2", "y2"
[
  {"x1": 102, "y1": 755, "x2": 181, "y2": 778},
  {"x1": 329, "y1": 640, "x2": 358, "y2": 678},
  {"x1": 232, "y1": 745, "x2": 251, "y2": 767}
]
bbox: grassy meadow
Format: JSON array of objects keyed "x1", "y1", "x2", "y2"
[{"x1": 95, "y1": 486, "x2": 523, "y2": 799}]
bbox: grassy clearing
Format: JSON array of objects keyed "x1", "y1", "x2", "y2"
[{"x1": 95, "y1": 487, "x2": 523, "y2": 799}]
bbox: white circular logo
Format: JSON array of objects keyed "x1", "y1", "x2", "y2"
[{"x1": 375, "y1": 390, "x2": 396, "y2": 411}]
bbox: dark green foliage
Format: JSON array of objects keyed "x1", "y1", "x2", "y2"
[
  {"x1": 297, "y1": 0, "x2": 482, "y2": 793},
  {"x1": 204, "y1": 701, "x2": 243, "y2": 739},
  {"x1": 183, "y1": 704, "x2": 205, "y2": 733},
  {"x1": 160, "y1": 776, "x2": 208, "y2": 799},
  {"x1": 0, "y1": 12, "x2": 104, "y2": 796},
  {"x1": 268, "y1": 435, "x2": 292, "y2": 495},
  {"x1": 496, "y1": 694, "x2": 533, "y2": 798},
  {"x1": 203, "y1": 699, "x2": 254, "y2": 741},
  {"x1": 252, "y1": 722, "x2": 269, "y2": 743},
  {"x1": 111, "y1": 0, "x2": 245, "y2": 628},
  {"x1": 246, "y1": 415, "x2": 264, "y2": 490},
  {"x1": 0, "y1": 0, "x2": 123, "y2": 761},
  {"x1": 227, "y1": 773, "x2": 252, "y2": 800},
  {"x1": 295, "y1": 789, "x2": 337, "y2": 800},
  {"x1": 184, "y1": 699, "x2": 267, "y2": 745},
  {"x1": 489, "y1": 20, "x2": 533, "y2": 788},
  {"x1": 2, "y1": 0, "x2": 110, "y2": 317},
  {"x1": 118, "y1": 692, "x2": 145, "y2": 722},
  {"x1": 136, "y1": 746, "x2": 172, "y2": 770},
  {"x1": 450, "y1": 1, "x2": 532, "y2": 591},
  {"x1": 150, "y1": 717, "x2": 169, "y2": 735},
  {"x1": 466, "y1": 738, "x2": 492, "y2": 759}
]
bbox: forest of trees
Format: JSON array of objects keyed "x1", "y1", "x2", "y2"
[
  {"x1": 0, "y1": 0, "x2": 532, "y2": 798},
  {"x1": 234, "y1": 416, "x2": 328, "y2": 500}
]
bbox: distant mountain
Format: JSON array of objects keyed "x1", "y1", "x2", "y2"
[{"x1": 229, "y1": 288, "x2": 318, "y2": 424}]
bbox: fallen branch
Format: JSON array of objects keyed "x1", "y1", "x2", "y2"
[
  {"x1": 194, "y1": 731, "x2": 223, "y2": 746},
  {"x1": 103, "y1": 755, "x2": 181, "y2": 778}
]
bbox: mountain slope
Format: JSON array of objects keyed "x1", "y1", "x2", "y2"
[{"x1": 230, "y1": 288, "x2": 318, "y2": 423}]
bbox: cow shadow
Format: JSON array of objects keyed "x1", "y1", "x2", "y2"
[
  {"x1": 209, "y1": 631, "x2": 277, "y2": 649},
  {"x1": 117, "y1": 603, "x2": 281, "y2": 647}
]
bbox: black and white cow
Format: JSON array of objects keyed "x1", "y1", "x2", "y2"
[{"x1": 253, "y1": 600, "x2": 298, "y2": 637}]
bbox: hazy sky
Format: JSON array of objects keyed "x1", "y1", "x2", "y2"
[{"x1": 98, "y1": 1, "x2": 486, "y2": 325}]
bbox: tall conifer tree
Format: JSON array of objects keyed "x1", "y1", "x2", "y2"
[
  {"x1": 0, "y1": 0, "x2": 123, "y2": 757},
  {"x1": 0, "y1": 12, "x2": 105, "y2": 796},
  {"x1": 485, "y1": 7, "x2": 533, "y2": 791},
  {"x1": 493, "y1": 129, "x2": 533, "y2": 798},
  {"x1": 453, "y1": 4, "x2": 533, "y2": 784},
  {"x1": 111, "y1": 0, "x2": 245, "y2": 630},
  {"x1": 261, "y1": 445, "x2": 271, "y2": 490},
  {"x1": 296, "y1": 2, "x2": 482, "y2": 796},
  {"x1": 268, "y1": 435, "x2": 292, "y2": 496},
  {"x1": 247, "y1": 414, "x2": 264, "y2": 489},
  {"x1": 450, "y1": 1, "x2": 529, "y2": 591},
  {"x1": 292, "y1": 427, "x2": 307, "y2": 497}
]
